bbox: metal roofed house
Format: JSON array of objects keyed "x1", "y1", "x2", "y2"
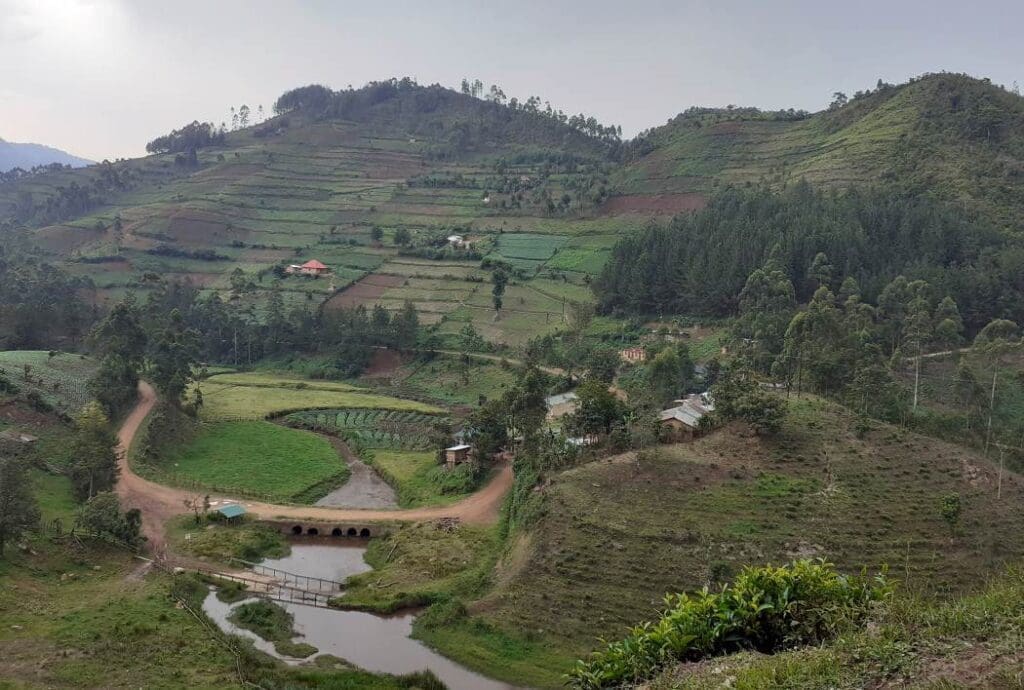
[
  {"x1": 545, "y1": 391, "x2": 579, "y2": 420},
  {"x1": 444, "y1": 443, "x2": 472, "y2": 469},
  {"x1": 659, "y1": 393, "x2": 715, "y2": 441},
  {"x1": 286, "y1": 259, "x2": 331, "y2": 276}
]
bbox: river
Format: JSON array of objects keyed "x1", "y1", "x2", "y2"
[{"x1": 202, "y1": 541, "x2": 522, "y2": 690}]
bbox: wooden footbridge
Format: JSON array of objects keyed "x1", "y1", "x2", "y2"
[{"x1": 197, "y1": 559, "x2": 346, "y2": 608}]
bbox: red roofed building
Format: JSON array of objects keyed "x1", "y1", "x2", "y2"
[{"x1": 286, "y1": 259, "x2": 330, "y2": 276}]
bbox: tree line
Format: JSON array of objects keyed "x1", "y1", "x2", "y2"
[
  {"x1": 271, "y1": 79, "x2": 618, "y2": 159},
  {"x1": 593, "y1": 182, "x2": 1022, "y2": 334}
]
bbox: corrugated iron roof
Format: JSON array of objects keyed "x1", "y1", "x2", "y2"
[{"x1": 217, "y1": 504, "x2": 247, "y2": 518}]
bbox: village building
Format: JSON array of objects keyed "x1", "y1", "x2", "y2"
[
  {"x1": 620, "y1": 346, "x2": 647, "y2": 363},
  {"x1": 446, "y1": 234, "x2": 471, "y2": 249},
  {"x1": 216, "y1": 504, "x2": 247, "y2": 523},
  {"x1": 545, "y1": 391, "x2": 579, "y2": 420},
  {"x1": 444, "y1": 443, "x2": 472, "y2": 469},
  {"x1": 286, "y1": 259, "x2": 331, "y2": 276},
  {"x1": 659, "y1": 393, "x2": 714, "y2": 442}
]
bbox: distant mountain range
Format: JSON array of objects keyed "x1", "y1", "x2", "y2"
[{"x1": 0, "y1": 137, "x2": 93, "y2": 172}]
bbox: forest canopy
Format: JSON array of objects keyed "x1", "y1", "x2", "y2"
[{"x1": 593, "y1": 182, "x2": 1021, "y2": 332}]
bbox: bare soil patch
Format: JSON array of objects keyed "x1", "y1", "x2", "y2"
[
  {"x1": 325, "y1": 273, "x2": 405, "y2": 310},
  {"x1": 32, "y1": 224, "x2": 102, "y2": 254},
  {"x1": 0, "y1": 401, "x2": 60, "y2": 429},
  {"x1": 166, "y1": 209, "x2": 251, "y2": 245},
  {"x1": 601, "y1": 193, "x2": 708, "y2": 215},
  {"x1": 364, "y1": 348, "x2": 406, "y2": 378}
]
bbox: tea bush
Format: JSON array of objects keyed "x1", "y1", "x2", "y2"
[{"x1": 568, "y1": 559, "x2": 890, "y2": 689}]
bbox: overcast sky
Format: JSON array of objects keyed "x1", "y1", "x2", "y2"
[{"x1": 2, "y1": 0, "x2": 1022, "y2": 161}]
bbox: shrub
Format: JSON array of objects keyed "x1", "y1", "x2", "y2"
[{"x1": 567, "y1": 559, "x2": 890, "y2": 689}]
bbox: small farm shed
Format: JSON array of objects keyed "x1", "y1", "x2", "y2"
[
  {"x1": 444, "y1": 444, "x2": 472, "y2": 469},
  {"x1": 216, "y1": 504, "x2": 247, "y2": 522},
  {"x1": 659, "y1": 393, "x2": 714, "y2": 442}
]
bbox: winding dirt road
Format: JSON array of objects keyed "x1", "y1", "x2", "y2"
[{"x1": 115, "y1": 382, "x2": 513, "y2": 552}]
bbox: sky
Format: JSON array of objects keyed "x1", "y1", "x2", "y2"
[{"x1": 2, "y1": 0, "x2": 1023, "y2": 162}]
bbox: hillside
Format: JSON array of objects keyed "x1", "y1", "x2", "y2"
[
  {"x1": 0, "y1": 137, "x2": 93, "y2": 173},
  {"x1": 471, "y1": 398, "x2": 1024, "y2": 667},
  {"x1": 2, "y1": 73, "x2": 1024, "y2": 347},
  {"x1": 0, "y1": 80, "x2": 634, "y2": 347},
  {"x1": 616, "y1": 73, "x2": 1024, "y2": 230}
]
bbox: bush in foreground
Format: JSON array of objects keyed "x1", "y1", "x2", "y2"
[{"x1": 568, "y1": 560, "x2": 890, "y2": 689}]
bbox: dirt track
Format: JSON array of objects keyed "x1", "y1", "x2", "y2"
[{"x1": 115, "y1": 381, "x2": 513, "y2": 554}]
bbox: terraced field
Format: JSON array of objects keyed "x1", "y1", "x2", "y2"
[
  {"x1": 283, "y1": 407, "x2": 439, "y2": 450},
  {"x1": 11, "y1": 110, "x2": 618, "y2": 346},
  {"x1": 0, "y1": 350, "x2": 96, "y2": 413}
]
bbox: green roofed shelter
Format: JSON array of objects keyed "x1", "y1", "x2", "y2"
[{"x1": 217, "y1": 504, "x2": 247, "y2": 521}]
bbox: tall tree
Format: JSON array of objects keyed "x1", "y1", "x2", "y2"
[
  {"x1": 67, "y1": 402, "x2": 119, "y2": 501},
  {"x1": 492, "y1": 267, "x2": 509, "y2": 317},
  {"x1": 0, "y1": 455, "x2": 39, "y2": 557},
  {"x1": 88, "y1": 299, "x2": 147, "y2": 415},
  {"x1": 735, "y1": 261, "x2": 797, "y2": 371},
  {"x1": 149, "y1": 309, "x2": 199, "y2": 405}
]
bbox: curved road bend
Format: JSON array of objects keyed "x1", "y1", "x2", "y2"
[{"x1": 115, "y1": 381, "x2": 513, "y2": 552}]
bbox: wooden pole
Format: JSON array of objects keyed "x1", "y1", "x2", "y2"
[
  {"x1": 997, "y1": 447, "x2": 1004, "y2": 501},
  {"x1": 985, "y1": 371, "x2": 997, "y2": 455}
]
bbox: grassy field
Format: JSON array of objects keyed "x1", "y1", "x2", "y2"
[
  {"x1": 0, "y1": 350, "x2": 97, "y2": 413},
  {"x1": 198, "y1": 371, "x2": 443, "y2": 420},
  {"x1": 145, "y1": 420, "x2": 349, "y2": 503},
  {"x1": 470, "y1": 396, "x2": 1024, "y2": 667},
  {"x1": 166, "y1": 515, "x2": 290, "y2": 565}
]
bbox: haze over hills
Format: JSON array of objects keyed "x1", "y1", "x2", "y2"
[{"x1": 0, "y1": 136, "x2": 93, "y2": 173}]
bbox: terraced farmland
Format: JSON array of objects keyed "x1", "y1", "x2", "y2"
[
  {"x1": 0, "y1": 351, "x2": 97, "y2": 413},
  {"x1": 283, "y1": 407, "x2": 439, "y2": 450},
  {"x1": 13, "y1": 106, "x2": 611, "y2": 347}
]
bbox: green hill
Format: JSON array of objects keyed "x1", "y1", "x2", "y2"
[
  {"x1": 0, "y1": 79, "x2": 631, "y2": 346},
  {"x1": 469, "y1": 398, "x2": 1024, "y2": 675},
  {"x1": 3, "y1": 73, "x2": 1024, "y2": 346},
  {"x1": 616, "y1": 73, "x2": 1024, "y2": 230}
]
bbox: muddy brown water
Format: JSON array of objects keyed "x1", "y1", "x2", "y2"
[{"x1": 203, "y1": 542, "x2": 523, "y2": 690}]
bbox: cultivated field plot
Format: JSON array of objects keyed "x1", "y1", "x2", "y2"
[
  {"x1": 283, "y1": 407, "x2": 439, "y2": 450},
  {"x1": 399, "y1": 356, "x2": 520, "y2": 406},
  {"x1": 485, "y1": 397, "x2": 1024, "y2": 650},
  {"x1": 197, "y1": 371, "x2": 443, "y2": 421},
  {"x1": 487, "y1": 233, "x2": 568, "y2": 272},
  {"x1": 0, "y1": 351, "x2": 97, "y2": 412},
  {"x1": 152, "y1": 420, "x2": 348, "y2": 503}
]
